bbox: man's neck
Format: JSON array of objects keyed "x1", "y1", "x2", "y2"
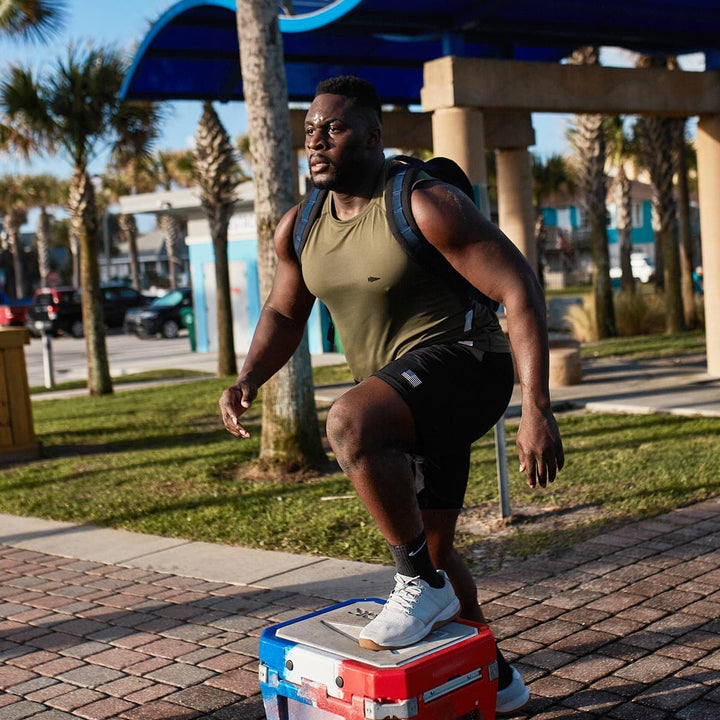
[{"x1": 331, "y1": 156, "x2": 385, "y2": 221}]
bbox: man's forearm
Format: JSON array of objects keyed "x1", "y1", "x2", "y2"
[{"x1": 505, "y1": 294, "x2": 552, "y2": 411}]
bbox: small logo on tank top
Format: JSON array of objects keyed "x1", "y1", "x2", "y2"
[
  {"x1": 368, "y1": 276, "x2": 381, "y2": 283},
  {"x1": 401, "y1": 369, "x2": 422, "y2": 388}
]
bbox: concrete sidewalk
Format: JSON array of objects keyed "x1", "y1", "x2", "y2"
[{"x1": 2, "y1": 500, "x2": 720, "y2": 719}]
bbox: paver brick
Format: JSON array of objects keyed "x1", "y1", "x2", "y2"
[
  {"x1": 614, "y1": 654, "x2": 686, "y2": 683},
  {"x1": 73, "y1": 697, "x2": 136, "y2": 720},
  {"x1": 119, "y1": 700, "x2": 201, "y2": 719},
  {"x1": 554, "y1": 653, "x2": 626, "y2": 683},
  {"x1": 1, "y1": 667, "x2": 37, "y2": 690},
  {"x1": 634, "y1": 675, "x2": 708, "y2": 711},
  {"x1": 46, "y1": 688, "x2": 105, "y2": 712},
  {"x1": 165, "y1": 685, "x2": 240, "y2": 712}
]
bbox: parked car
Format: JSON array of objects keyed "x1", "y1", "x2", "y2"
[
  {"x1": 0, "y1": 297, "x2": 31, "y2": 327},
  {"x1": 26, "y1": 286, "x2": 79, "y2": 337},
  {"x1": 610, "y1": 252, "x2": 656, "y2": 284},
  {"x1": 27, "y1": 284, "x2": 150, "y2": 338},
  {"x1": 124, "y1": 287, "x2": 193, "y2": 339}
]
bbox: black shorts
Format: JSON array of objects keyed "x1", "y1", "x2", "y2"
[{"x1": 373, "y1": 343, "x2": 514, "y2": 510}]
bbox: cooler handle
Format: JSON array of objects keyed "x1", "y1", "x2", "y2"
[
  {"x1": 423, "y1": 667, "x2": 483, "y2": 703},
  {"x1": 364, "y1": 697, "x2": 419, "y2": 719}
]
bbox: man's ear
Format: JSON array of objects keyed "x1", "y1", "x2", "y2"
[{"x1": 366, "y1": 125, "x2": 382, "y2": 149}]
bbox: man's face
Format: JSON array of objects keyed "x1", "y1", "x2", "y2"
[{"x1": 304, "y1": 94, "x2": 378, "y2": 190}]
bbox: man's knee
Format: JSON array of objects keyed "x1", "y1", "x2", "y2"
[{"x1": 326, "y1": 397, "x2": 363, "y2": 459}]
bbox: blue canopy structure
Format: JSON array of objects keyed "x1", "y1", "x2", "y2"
[{"x1": 122, "y1": 0, "x2": 720, "y2": 104}]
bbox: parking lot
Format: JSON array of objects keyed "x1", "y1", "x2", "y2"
[{"x1": 22, "y1": 329, "x2": 216, "y2": 389}]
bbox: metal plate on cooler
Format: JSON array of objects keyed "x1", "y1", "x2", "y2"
[{"x1": 276, "y1": 600, "x2": 477, "y2": 668}]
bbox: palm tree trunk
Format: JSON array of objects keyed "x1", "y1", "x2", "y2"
[
  {"x1": 671, "y1": 119, "x2": 698, "y2": 329},
  {"x1": 209, "y1": 207, "x2": 237, "y2": 377},
  {"x1": 7, "y1": 211, "x2": 26, "y2": 297},
  {"x1": 119, "y1": 213, "x2": 140, "y2": 290},
  {"x1": 570, "y1": 46, "x2": 615, "y2": 338},
  {"x1": 69, "y1": 169, "x2": 112, "y2": 396},
  {"x1": 158, "y1": 210, "x2": 181, "y2": 289},
  {"x1": 615, "y1": 166, "x2": 635, "y2": 294},
  {"x1": 237, "y1": 0, "x2": 326, "y2": 470},
  {"x1": 194, "y1": 101, "x2": 238, "y2": 377},
  {"x1": 637, "y1": 55, "x2": 684, "y2": 333},
  {"x1": 36, "y1": 207, "x2": 52, "y2": 286}
]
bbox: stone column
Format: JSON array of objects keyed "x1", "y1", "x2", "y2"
[
  {"x1": 696, "y1": 115, "x2": 720, "y2": 376},
  {"x1": 496, "y1": 148, "x2": 538, "y2": 274},
  {"x1": 430, "y1": 107, "x2": 490, "y2": 217}
]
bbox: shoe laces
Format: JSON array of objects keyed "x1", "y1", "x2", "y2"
[{"x1": 385, "y1": 574, "x2": 424, "y2": 614}]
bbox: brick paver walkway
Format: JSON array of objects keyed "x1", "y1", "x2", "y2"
[{"x1": 1, "y1": 499, "x2": 719, "y2": 719}]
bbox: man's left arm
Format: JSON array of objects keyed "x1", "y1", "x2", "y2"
[{"x1": 411, "y1": 182, "x2": 564, "y2": 488}]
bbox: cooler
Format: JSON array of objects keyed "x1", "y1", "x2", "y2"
[{"x1": 258, "y1": 598, "x2": 498, "y2": 720}]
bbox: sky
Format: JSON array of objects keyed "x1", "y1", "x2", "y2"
[{"x1": 0, "y1": 0, "x2": 706, "y2": 183}]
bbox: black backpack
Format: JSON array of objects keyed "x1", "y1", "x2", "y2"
[{"x1": 293, "y1": 155, "x2": 499, "y2": 315}]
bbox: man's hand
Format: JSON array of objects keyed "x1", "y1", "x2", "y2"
[
  {"x1": 219, "y1": 379, "x2": 258, "y2": 439},
  {"x1": 516, "y1": 408, "x2": 564, "y2": 489}
]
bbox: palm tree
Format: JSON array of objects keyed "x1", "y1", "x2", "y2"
[
  {"x1": 194, "y1": 101, "x2": 243, "y2": 377},
  {"x1": 666, "y1": 59, "x2": 699, "y2": 330},
  {"x1": 634, "y1": 55, "x2": 685, "y2": 334},
  {"x1": 531, "y1": 153, "x2": 576, "y2": 288},
  {"x1": 155, "y1": 149, "x2": 194, "y2": 289},
  {"x1": 0, "y1": 174, "x2": 30, "y2": 297},
  {"x1": 0, "y1": 44, "x2": 154, "y2": 395},
  {"x1": 604, "y1": 115, "x2": 636, "y2": 294},
  {"x1": 26, "y1": 173, "x2": 67, "y2": 287},
  {"x1": 236, "y1": 0, "x2": 326, "y2": 470},
  {"x1": 109, "y1": 101, "x2": 164, "y2": 290},
  {"x1": 568, "y1": 46, "x2": 616, "y2": 339},
  {"x1": 0, "y1": 0, "x2": 65, "y2": 42}
]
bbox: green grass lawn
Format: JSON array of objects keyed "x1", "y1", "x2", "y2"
[{"x1": 4, "y1": 350, "x2": 719, "y2": 572}]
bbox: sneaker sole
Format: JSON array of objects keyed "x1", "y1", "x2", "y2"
[{"x1": 358, "y1": 608, "x2": 461, "y2": 651}]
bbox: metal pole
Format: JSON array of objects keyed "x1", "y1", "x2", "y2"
[
  {"x1": 494, "y1": 416, "x2": 512, "y2": 518},
  {"x1": 40, "y1": 329, "x2": 55, "y2": 389},
  {"x1": 477, "y1": 183, "x2": 512, "y2": 520}
]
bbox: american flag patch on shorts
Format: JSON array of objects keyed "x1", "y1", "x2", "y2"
[{"x1": 401, "y1": 369, "x2": 422, "y2": 388}]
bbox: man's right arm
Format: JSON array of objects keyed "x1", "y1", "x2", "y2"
[{"x1": 219, "y1": 206, "x2": 316, "y2": 438}]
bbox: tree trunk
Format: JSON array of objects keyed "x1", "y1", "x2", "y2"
[
  {"x1": 209, "y1": 208, "x2": 237, "y2": 377},
  {"x1": 569, "y1": 46, "x2": 615, "y2": 339},
  {"x1": 36, "y1": 207, "x2": 52, "y2": 287},
  {"x1": 194, "y1": 101, "x2": 238, "y2": 377},
  {"x1": 637, "y1": 55, "x2": 684, "y2": 333},
  {"x1": 671, "y1": 119, "x2": 698, "y2": 329},
  {"x1": 119, "y1": 213, "x2": 141, "y2": 291},
  {"x1": 7, "y1": 210, "x2": 26, "y2": 298},
  {"x1": 237, "y1": 0, "x2": 326, "y2": 470},
  {"x1": 645, "y1": 115, "x2": 684, "y2": 333},
  {"x1": 615, "y1": 165, "x2": 635, "y2": 294},
  {"x1": 69, "y1": 169, "x2": 112, "y2": 396},
  {"x1": 158, "y1": 210, "x2": 181, "y2": 289}
]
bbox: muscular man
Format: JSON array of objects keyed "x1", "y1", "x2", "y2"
[{"x1": 220, "y1": 76, "x2": 564, "y2": 716}]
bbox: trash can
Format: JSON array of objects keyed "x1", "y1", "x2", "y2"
[{"x1": 180, "y1": 307, "x2": 196, "y2": 352}]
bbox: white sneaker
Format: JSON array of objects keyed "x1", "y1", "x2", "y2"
[
  {"x1": 496, "y1": 666, "x2": 530, "y2": 716},
  {"x1": 358, "y1": 571, "x2": 461, "y2": 650}
]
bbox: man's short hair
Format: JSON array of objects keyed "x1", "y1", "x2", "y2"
[{"x1": 314, "y1": 75, "x2": 382, "y2": 126}]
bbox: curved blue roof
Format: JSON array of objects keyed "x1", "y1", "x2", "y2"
[{"x1": 122, "y1": 0, "x2": 720, "y2": 103}]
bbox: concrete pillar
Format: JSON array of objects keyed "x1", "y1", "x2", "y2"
[
  {"x1": 430, "y1": 107, "x2": 489, "y2": 217},
  {"x1": 496, "y1": 148, "x2": 538, "y2": 273},
  {"x1": 696, "y1": 115, "x2": 720, "y2": 376}
]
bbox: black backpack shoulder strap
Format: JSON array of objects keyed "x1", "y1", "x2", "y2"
[
  {"x1": 384, "y1": 155, "x2": 499, "y2": 313},
  {"x1": 293, "y1": 187, "x2": 328, "y2": 260}
]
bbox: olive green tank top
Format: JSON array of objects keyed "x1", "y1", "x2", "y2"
[{"x1": 300, "y1": 160, "x2": 510, "y2": 381}]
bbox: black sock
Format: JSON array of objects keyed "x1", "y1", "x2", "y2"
[
  {"x1": 387, "y1": 530, "x2": 443, "y2": 588},
  {"x1": 496, "y1": 646, "x2": 513, "y2": 690}
]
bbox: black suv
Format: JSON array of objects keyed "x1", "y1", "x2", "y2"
[
  {"x1": 124, "y1": 287, "x2": 192, "y2": 339},
  {"x1": 28, "y1": 284, "x2": 150, "y2": 338}
]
